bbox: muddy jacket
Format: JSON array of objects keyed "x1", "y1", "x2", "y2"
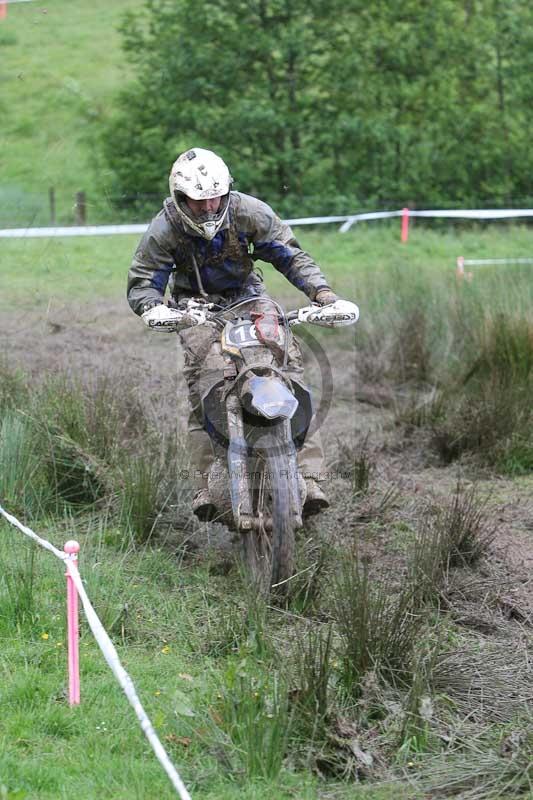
[{"x1": 127, "y1": 191, "x2": 331, "y2": 315}]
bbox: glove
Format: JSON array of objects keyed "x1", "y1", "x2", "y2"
[
  {"x1": 141, "y1": 303, "x2": 190, "y2": 332},
  {"x1": 314, "y1": 288, "x2": 339, "y2": 306}
]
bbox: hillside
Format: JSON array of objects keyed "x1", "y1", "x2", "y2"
[{"x1": 0, "y1": 0, "x2": 144, "y2": 227}]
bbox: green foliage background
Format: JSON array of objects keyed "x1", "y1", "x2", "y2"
[
  {"x1": 3, "y1": 0, "x2": 533, "y2": 224},
  {"x1": 101, "y1": 0, "x2": 533, "y2": 216}
]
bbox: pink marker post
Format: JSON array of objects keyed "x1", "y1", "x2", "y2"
[
  {"x1": 64, "y1": 540, "x2": 81, "y2": 706},
  {"x1": 401, "y1": 207, "x2": 410, "y2": 243}
]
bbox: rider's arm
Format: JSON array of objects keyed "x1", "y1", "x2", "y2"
[
  {"x1": 127, "y1": 211, "x2": 176, "y2": 315},
  {"x1": 234, "y1": 192, "x2": 332, "y2": 301}
]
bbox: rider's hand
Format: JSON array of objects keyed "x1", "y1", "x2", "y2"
[
  {"x1": 315, "y1": 288, "x2": 339, "y2": 306},
  {"x1": 141, "y1": 303, "x2": 188, "y2": 331}
]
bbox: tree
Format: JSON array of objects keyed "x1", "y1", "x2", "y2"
[
  {"x1": 103, "y1": 0, "x2": 351, "y2": 215},
  {"x1": 102, "y1": 0, "x2": 533, "y2": 214}
]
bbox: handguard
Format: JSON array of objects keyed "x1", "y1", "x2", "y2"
[
  {"x1": 292, "y1": 299, "x2": 360, "y2": 328},
  {"x1": 141, "y1": 303, "x2": 206, "y2": 332}
]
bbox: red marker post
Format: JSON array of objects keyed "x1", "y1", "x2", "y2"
[
  {"x1": 64, "y1": 540, "x2": 81, "y2": 706},
  {"x1": 401, "y1": 207, "x2": 410, "y2": 243}
]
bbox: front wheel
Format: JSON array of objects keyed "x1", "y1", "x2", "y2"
[{"x1": 241, "y1": 427, "x2": 298, "y2": 597}]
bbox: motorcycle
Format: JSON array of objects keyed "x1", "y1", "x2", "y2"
[{"x1": 148, "y1": 296, "x2": 359, "y2": 595}]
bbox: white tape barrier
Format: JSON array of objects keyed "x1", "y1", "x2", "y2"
[
  {"x1": 2, "y1": 208, "x2": 533, "y2": 238},
  {"x1": 456, "y1": 255, "x2": 533, "y2": 279},
  {"x1": 461, "y1": 257, "x2": 533, "y2": 266},
  {"x1": 0, "y1": 504, "x2": 192, "y2": 800},
  {"x1": 0, "y1": 224, "x2": 149, "y2": 238},
  {"x1": 0, "y1": 220, "x2": 353, "y2": 238},
  {"x1": 0, "y1": 504, "x2": 68, "y2": 561},
  {"x1": 340, "y1": 208, "x2": 533, "y2": 232}
]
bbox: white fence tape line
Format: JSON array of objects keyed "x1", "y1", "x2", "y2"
[
  {"x1": 339, "y1": 211, "x2": 401, "y2": 232},
  {"x1": 340, "y1": 208, "x2": 533, "y2": 232},
  {"x1": 410, "y1": 209, "x2": 533, "y2": 219},
  {"x1": 462, "y1": 257, "x2": 533, "y2": 266},
  {"x1": 284, "y1": 215, "x2": 351, "y2": 226},
  {"x1": 0, "y1": 219, "x2": 351, "y2": 238},
  {"x1": 2, "y1": 208, "x2": 533, "y2": 238},
  {"x1": 0, "y1": 504, "x2": 68, "y2": 561},
  {"x1": 0, "y1": 224, "x2": 149, "y2": 238},
  {"x1": 0, "y1": 505, "x2": 192, "y2": 800}
]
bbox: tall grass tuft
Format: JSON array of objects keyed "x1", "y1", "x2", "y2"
[
  {"x1": 0, "y1": 365, "x2": 184, "y2": 541},
  {"x1": 331, "y1": 484, "x2": 492, "y2": 702},
  {"x1": 42, "y1": 427, "x2": 112, "y2": 506},
  {"x1": 405, "y1": 487, "x2": 493, "y2": 615},
  {"x1": 0, "y1": 411, "x2": 55, "y2": 517},
  {"x1": 398, "y1": 648, "x2": 437, "y2": 757},
  {"x1": 200, "y1": 586, "x2": 273, "y2": 661},
  {"x1": 428, "y1": 314, "x2": 533, "y2": 472},
  {"x1": 434, "y1": 485, "x2": 494, "y2": 569},
  {"x1": 390, "y1": 307, "x2": 433, "y2": 384},
  {"x1": 332, "y1": 547, "x2": 425, "y2": 696},
  {"x1": 0, "y1": 538, "x2": 38, "y2": 631},
  {"x1": 209, "y1": 659, "x2": 292, "y2": 780},
  {"x1": 0, "y1": 359, "x2": 28, "y2": 413},
  {"x1": 290, "y1": 625, "x2": 333, "y2": 746},
  {"x1": 287, "y1": 535, "x2": 331, "y2": 614},
  {"x1": 35, "y1": 373, "x2": 150, "y2": 467},
  {"x1": 118, "y1": 454, "x2": 166, "y2": 544}
]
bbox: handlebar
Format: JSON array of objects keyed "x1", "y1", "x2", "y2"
[
  {"x1": 144, "y1": 297, "x2": 359, "y2": 336},
  {"x1": 180, "y1": 297, "x2": 360, "y2": 329}
]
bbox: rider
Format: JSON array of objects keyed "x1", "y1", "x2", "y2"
[{"x1": 127, "y1": 147, "x2": 339, "y2": 520}]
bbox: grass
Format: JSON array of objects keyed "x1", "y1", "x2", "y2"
[
  {"x1": 0, "y1": 364, "x2": 185, "y2": 550},
  {"x1": 2, "y1": 223, "x2": 533, "y2": 309},
  {"x1": 0, "y1": 0, "x2": 146, "y2": 227},
  {"x1": 0, "y1": 517, "x2": 327, "y2": 799},
  {"x1": 2, "y1": 0, "x2": 532, "y2": 795},
  {"x1": 1, "y1": 228, "x2": 532, "y2": 797}
]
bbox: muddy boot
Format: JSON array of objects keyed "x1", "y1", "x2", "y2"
[
  {"x1": 303, "y1": 478, "x2": 330, "y2": 517},
  {"x1": 192, "y1": 488, "x2": 217, "y2": 522}
]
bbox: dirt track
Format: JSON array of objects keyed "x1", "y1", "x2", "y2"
[{"x1": 2, "y1": 299, "x2": 532, "y2": 623}]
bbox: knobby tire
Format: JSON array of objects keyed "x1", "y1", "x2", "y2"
[{"x1": 241, "y1": 429, "x2": 295, "y2": 598}]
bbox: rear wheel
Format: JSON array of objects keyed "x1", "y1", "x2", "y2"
[{"x1": 241, "y1": 428, "x2": 296, "y2": 597}]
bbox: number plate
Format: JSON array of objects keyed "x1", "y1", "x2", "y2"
[{"x1": 223, "y1": 320, "x2": 262, "y2": 351}]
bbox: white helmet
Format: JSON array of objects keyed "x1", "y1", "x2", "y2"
[{"x1": 169, "y1": 148, "x2": 233, "y2": 240}]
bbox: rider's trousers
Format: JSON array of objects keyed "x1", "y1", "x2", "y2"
[{"x1": 178, "y1": 323, "x2": 326, "y2": 491}]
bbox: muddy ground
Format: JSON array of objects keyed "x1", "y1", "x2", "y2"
[{"x1": 2, "y1": 298, "x2": 532, "y2": 628}]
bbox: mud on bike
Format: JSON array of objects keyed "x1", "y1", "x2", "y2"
[{"x1": 147, "y1": 296, "x2": 359, "y2": 596}]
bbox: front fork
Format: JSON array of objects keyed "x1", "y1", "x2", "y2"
[
  {"x1": 226, "y1": 394, "x2": 253, "y2": 531},
  {"x1": 226, "y1": 393, "x2": 303, "y2": 532},
  {"x1": 283, "y1": 430, "x2": 304, "y2": 530}
]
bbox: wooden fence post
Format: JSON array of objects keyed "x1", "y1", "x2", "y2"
[
  {"x1": 49, "y1": 187, "x2": 56, "y2": 225},
  {"x1": 75, "y1": 191, "x2": 86, "y2": 225}
]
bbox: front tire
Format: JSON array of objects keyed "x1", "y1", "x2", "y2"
[{"x1": 241, "y1": 428, "x2": 297, "y2": 597}]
